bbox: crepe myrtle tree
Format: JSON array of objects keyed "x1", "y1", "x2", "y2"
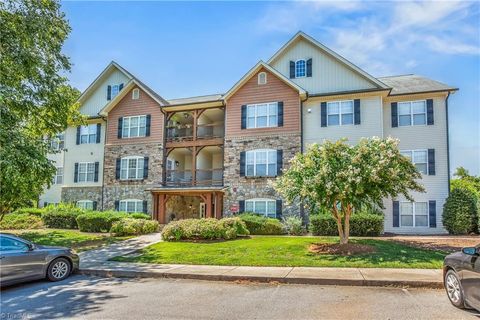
[{"x1": 274, "y1": 138, "x2": 425, "y2": 244}]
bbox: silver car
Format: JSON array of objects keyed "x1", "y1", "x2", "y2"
[{"x1": 0, "y1": 233, "x2": 79, "y2": 286}]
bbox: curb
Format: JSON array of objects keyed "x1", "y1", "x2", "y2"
[{"x1": 78, "y1": 268, "x2": 443, "y2": 289}]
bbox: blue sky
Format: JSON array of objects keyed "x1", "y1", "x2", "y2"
[{"x1": 62, "y1": 1, "x2": 480, "y2": 175}]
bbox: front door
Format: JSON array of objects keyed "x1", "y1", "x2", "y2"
[{"x1": 199, "y1": 203, "x2": 206, "y2": 218}]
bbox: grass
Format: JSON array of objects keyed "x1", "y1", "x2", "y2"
[
  {"x1": 111, "y1": 236, "x2": 447, "y2": 269},
  {"x1": 6, "y1": 229, "x2": 132, "y2": 252}
]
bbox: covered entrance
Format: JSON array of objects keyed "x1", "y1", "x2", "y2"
[{"x1": 151, "y1": 188, "x2": 224, "y2": 224}]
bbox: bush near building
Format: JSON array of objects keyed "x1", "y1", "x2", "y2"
[
  {"x1": 0, "y1": 214, "x2": 44, "y2": 230},
  {"x1": 162, "y1": 217, "x2": 249, "y2": 241},
  {"x1": 238, "y1": 213, "x2": 285, "y2": 235},
  {"x1": 110, "y1": 218, "x2": 159, "y2": 236},
  {"x1": 310, "y1": 213, "x2": 384, "y2": 236},
  {"x1": 41, "y1": 204, "x2": 84, "y2": 229},
  {"x1": 442, "y1": 188, "x2": 478, "y2": 234}
]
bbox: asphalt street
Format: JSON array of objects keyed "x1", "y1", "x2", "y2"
[{"x1": 1, "y1": 275, "x2": 478, "y2": 320}]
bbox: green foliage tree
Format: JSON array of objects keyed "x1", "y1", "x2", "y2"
[
  {"x1": 451, "y1": 167, "x2": 480, "y2": 199},
  {"x1": 274, "y1": 138, "x2": 425, "y2": 244},
  {"x1": 0, "y1": 0, "x2": 82, "y2": 215},
  {"x1": 442, "y1": 188, "x2": 478, "y2": 234}
]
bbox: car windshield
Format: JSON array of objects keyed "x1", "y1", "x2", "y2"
[{"x1": 0, "y1": 236, "x2": 30, "y2": 252}]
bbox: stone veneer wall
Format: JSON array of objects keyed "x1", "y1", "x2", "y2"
[
  {"x1": 223, "y1": 133, "x2": 301, "y2": 217},
  {"x1": 61, "y1": 187, "x2": 103, "y2": 205}
]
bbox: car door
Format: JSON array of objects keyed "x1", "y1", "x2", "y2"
[
  {"x1": 461, "y1": 253, "x2": 480, "y2": 310},
  {"x1": 0, "y1": 236, "x2": 46, "y2": 283}
]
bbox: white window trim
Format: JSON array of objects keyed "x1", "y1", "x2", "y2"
[
  {"x1": 327, "y1": 100, "x2": 354, "y2": 126},
  {"x1": 400, "y1": 201, "x2": 429, "y2": 228},
  {"x1": 398, "y1": 100, "x2": 427, "y2": 127},
  {"x1": 122, "y1": 115, "x2": 147, "y2": 138},
  {"x1": 400, "y1": 149, "x2": 428, "y2": 175},
  {"x1": 119, "y1": 199, "x2": 143, "y2": 213},
  {"x1": 77, "y1": 200, "x2": 94, "y2": 210},
  {"x1": 79, "y1": 124, "x2": 97, "y2": 144},
  {"x1": 120, "y1": 156, "x2": 145, "y2": 180},
  {"x1": 53, "y1": 167, "x2": 63, "y2": 185},
  {"x1": 77, "y1": 162, "x2": 95, "y2": 183},
  {"x1": 246, "y1": 102, "x2": 278, "y2": 129},
  {"x1": 132, "y1": 88, "x2": 140, "y2": 100},
  {"x1": 258, "y1": 72, "x2": 267, "y2": 85},
  {"x1": 245, "y1": 198, "x2": 277, "y2": 218},
  {"x1": 246, "y1": 149, "x2": 277, "y2": 177},
  {"x1": 295, "y1": 59, "x2": 306, "y2": 78},
  {"x1": 50, "y1": 132, "x2": 65, "y2": 151}
]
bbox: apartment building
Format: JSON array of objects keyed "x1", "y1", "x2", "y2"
[{"x1": 40, "y1": 31, "x2": 457, "y2": 234}]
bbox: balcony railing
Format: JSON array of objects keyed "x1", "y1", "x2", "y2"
[
  {"x1": 164, "y1": 169, "x2": 223, "y2": 187},
  {"x1": 166, "y1": 126, "x2": 194, "y2": 141},
  {"x1": 197, "y1": 124, "x2": 224, "y2": 139}
]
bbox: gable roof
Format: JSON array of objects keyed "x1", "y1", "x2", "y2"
[
  {"x1": 267, "y1": 31, "x2": 389, "y2": 90},
  {"x1": 222, "y1": 61, "x2": 307, "y2": 101},
  {"x1": 378, "y1": 74, "x2": 458, "y2": 95}
]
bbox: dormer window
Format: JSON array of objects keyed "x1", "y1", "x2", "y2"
[
  {"x1": 107, "y1": 83, "x2": 124, "y2": 100},
  {"x1": 295, "y1": 60, "x2": 306, "y2": 78},
  {"x1": 132, "y1": 88, "x2": 140, "y2": 100},
  {"x1": 258, "y1": 72, "x2": 267, "y2": 85},
  {"x1": 111, "y1": 85, "x2": 120, "y2": 98}
]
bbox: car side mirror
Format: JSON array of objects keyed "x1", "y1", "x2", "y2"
[
  {"x1": 27, "y1": 243, "x2": 36, "y2": 251},
  {"x1": 462, "y1": 247, "x2": 478, "y2": 256}
]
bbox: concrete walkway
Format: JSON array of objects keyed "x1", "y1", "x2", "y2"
[{"x1": 78, "y1": 233, "x2": 444, "y2": 288}]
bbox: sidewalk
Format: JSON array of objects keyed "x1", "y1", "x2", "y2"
[{"x1": 78, "y1": 233, "x2": 444, "y2": 289}]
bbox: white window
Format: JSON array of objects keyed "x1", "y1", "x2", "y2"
[
  {"x1": 295, "y1": 60, "x2": 306, "y2": 78},
  {"x1": 398, "y1": 100, "x2": 426, "y2": 126},
  {"x1": 400, "y1": 150, "x2": 428, "y2": 174},
  {"x1": 258, "y1": 72, "x2": 267, "y2": 85},
  {"x1": 111, "y1": 84, "x2": 120, "y2": 98},
  {"x1": 53, "y1": 167, "x2": 63, "y2": 185},
  {"x1": 77, "y1": 162, "x2": 95, "y2": 182},
  {"x1": 132, "y1": 88, "x2": 140, "y2": 100},
  {"x1": 77, "y1": 200, "x2": 94, "y2": 210},
  {"x1": 120, "y1": 156, "x2": 144, "y2": 180},
  {"x1": 80, "y1": 124, "x2": 97, "y2": 144},
  {"x1": 245, "y1": 199, "x2": 277, "y2": 218},
  {"x1": 327, "y1": 100, "x2": 354, "y2": 126},
  {"x1": 122, "y1": 115, "x2": 147, "y2": 138},
  {"x1": 50, "y1": 132, "x2": 65, "y2": 151},
  {"x1": 246, "y1": 102, "x2": 278, "y2": 129},
  {"x1": 400, "y1": 202, "x2": 428, "y2": 227},
  {"x1": 119, "y1": 199, "x2": 143, "y2": 213},
  {"x1": 246, "y1": 149, "x2": 277, "y2": 177}
]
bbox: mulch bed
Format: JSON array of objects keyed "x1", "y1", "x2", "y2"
[{"x1": 309, "y1": 243, "x2": 376, "y2": 256}]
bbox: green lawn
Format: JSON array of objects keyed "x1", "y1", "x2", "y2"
[
  {"x1": 8, "y1": 229, "x2": 132, "y2": 252},
  {"x1": 111, "y1": 236, "x2": 447, "y2": 269}
]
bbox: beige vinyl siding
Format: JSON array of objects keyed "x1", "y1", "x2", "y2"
[
  {"x1": 270, "y1": 38, "x2": 377, "y2": 94},
  {"x1": 303, "y1": 95, "x2": 383, "y2": 148},
  {"x1": 39, "y1": 152, "x2": 64, "y2": 206},
  {"x1": 80, "y1": 69, "x2": 130, "y2": 117},
  {"x1": 383, "y1": 93, "x2": 449, "y2": 234}
]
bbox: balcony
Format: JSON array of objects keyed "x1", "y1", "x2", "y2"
[
  {"x1": 166, "y1": 108, "x2": 224, "y2": 143},
  {"x1": 165, "y1": 169, "x2": 223, "y2": 187}
]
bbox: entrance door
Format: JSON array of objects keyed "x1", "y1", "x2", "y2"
[{"x1": 199, "y1": 203, "x2": 206, "y2": 218}]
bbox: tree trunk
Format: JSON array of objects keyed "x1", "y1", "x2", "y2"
[
  {"x1": 342, "y1": 205, "x2": 352, "y2": 244},
  {"x1": 332, "y1": 205, "x2": 346, "y2": 244}
]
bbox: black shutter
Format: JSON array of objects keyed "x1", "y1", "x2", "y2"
[
  {"x1": 96, "y1": 123, "x2": 101, "y2": 143},
  {"x1": 239, "y1": 151, "x2": 246, "y2": 177},
  {"x1": 143, "y1": 156, "x2": 149, "y2": 179},
  {"x1": 114, "y1": 200, "x2": 119, "y2": 211},
  {"x1": 94, "y1": 162, "x2": 99, "y2": 182},
  {"x1": 115, "y1": 158, "x2": 121, "y2": 179},
  {"x1": 107, "y1": 85, "x2": 112, "y2": 100},
  {"x1": 74, "y1": 163, "x2": 79, "y2": 183},
  {"x1": 76, "y1": 126, "x2": 81, "y2": 145},
  {"x1": 289, "y1": 61, "x2": 295, "y2": 79},
  {"x1": 277, "y1": 101, "x2": 284, "y2": 127},
  {"x1": 320, "y1": 102, "x2": 327, "y2": 127},
  {"x1": 117, "y1": 117, "x2": 123, "y2": 139},
  {"x1": 391, "y1": 102, "x2": 398, "y2": 127},
  {"x1": 119, "y1": 83, "x2": 124, "y2": 91},
  {"x1": 239, "y1": 200, "x2": 245, "y2": 213},
  {"x1": 354, "y1": 99, "x2": 361, "y2": 125},
  {"x1": 143, "y1": 200, "x2": 148, "y2": 213},
  {"x1": 426, "y1": 99, "x2": 434, "y2": 125},
  {"x1": 393, "y1": 201, "x2": 399, "y2": 227},
  {"x1": 241, "y1": 105, "x2": 247, "y2": 129},
  {"x1": 276, "y1": 199, "x2": 283, "y2": 220},
  {"x1": 306, "y1": 58, "x2": 312, "y2": 77},
  {"x1": 428, "y1": 149, "x2": 436, "y2": 175},
  {"x1": 145, "y1": 114, "x2": 151, "y2": 136},
  {"x1": 92, "y1": 201, "x2": 97, "y2": 211},
  {"x1": 429, "y1": 200, "x2": 437, "y2": 228},
  {"x1": 276, "y1": 150, "x2": 283, "y2": 176}
]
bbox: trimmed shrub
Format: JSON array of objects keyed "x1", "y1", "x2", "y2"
[
  {"x1": 42, "y1": 204, "x2": 84, "y2": 229},
  {"x1": 282, "y1": 216, "x2": 305, "y2": 235},
  {"x1": 310, "y1": 213, "x2": 384, "y2": 236},
  {"x1": 0, "y1": 214, "x2": 44, "y2": 230},
  {"x1": 238, "y1": 213, "x2": 285, "y2": 235},
  {"x1": 110, "y1": 218, "x2": 159, "y2": 236},
  {"x1": 128, "y1": 213, "x2": 151, "y2": 220},
  {"x1": 443, "y1": 188, "x2": 478, "y2": 234},
  {"x1": 13, "y1": 207, "x2": 45, "y2": 217},
  {"x1": 76, "y1": 211, "x2": 129, "y2": 233},
  {"x1": 162, "y1": 217, "x2": 249, "y2": 241}
]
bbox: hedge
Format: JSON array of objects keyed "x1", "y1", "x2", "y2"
[
  {"x1": 310, "y1": 213, "x2": 384, "y2": 236},
  {"x1": 110, "y1": 218, "x2": 159, "y2": 236},
  {"x1": 41, "y1": 204, "x2": 84, "y2": 229},
  {"x1": 13, "y1": 207, "x2": 45, "y2": 217},
  {"x1": 443, "y1": 188, "x2": 478, "y2": 234},
  {"x1": 282, "y1": 216, "x2": 305, "y2": 235},
  {"x1": 162, "y1": 218, "x2": 249, "y2": 241},
  {"x1": 76, "y1": 211, "x2": 129, "y2": 233},
  {"x1": 0, "y1": 214, "x2": 44, "y2": 230},
  {"x1": 237, "y1": 213, "x2": 284, "y2": 235}
]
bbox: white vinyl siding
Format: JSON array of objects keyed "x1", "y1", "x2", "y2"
[
  {"x1": 398, "y1": 100, "x2": 427, "y2": 126},
  {"x1": 400, "y1": 150, "x2": 428, "y2": 174},
  {"x1": 400, "y1": 202, "x2": 428, "y2": 227},
  {"x1": 119, "y1": 199, "x2": 143, "y2": 213},
  {"x1": 80, "y1": 124, "x2": 97, "y2": 144},
  {"x1": 120, "y1": 157, "x2": 144, "y2": 180},
  {"x1": 77, "y1": 200, "x2": 94, "y2": 210},
  {"x1": 247, "y1": 102, "x2": 278, "y2": 129},
  {"x1": 77, "y1": 162, "x2": 95, "y2": 183},
  {"x1": 122, "y1": 115, "x2": 147, "y2": 138},
  {"x1": 245, "y1": 199, "x2": 276, "y2": 218},
  {"x1": 246, "y1": 149, "x2": 277, "y2": 177},
  {"x1": 327, "y1": 100, "x2": 354, "y2": 126}
]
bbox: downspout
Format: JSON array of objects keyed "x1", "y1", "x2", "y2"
[
  {"x1": 100, "y1": 115, "x2": 107, "y2": 211},
  {"x1": 299, "y1": 93, "x2": 308, "y2": 225},
  {"x1": 446, "y1": 92, "x2": 451, "y2": 195}
]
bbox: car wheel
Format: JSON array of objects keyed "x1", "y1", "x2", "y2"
[
  {"x1": 47, "y1": 258, "x2": 71, "y2": 282},
  {"x1": 445, "y1": 269, "x2": 465, "y2": 309}
]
